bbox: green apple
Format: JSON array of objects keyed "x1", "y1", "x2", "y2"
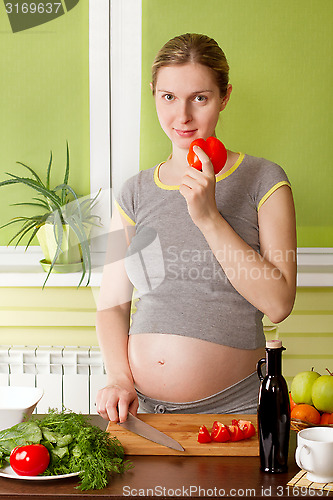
[
  {"x1": 311, "y1": 375, "x2": 333, "y2": 412},
  {"x1": 291, "y1": 370, "x2": 320, "y2": 405}
]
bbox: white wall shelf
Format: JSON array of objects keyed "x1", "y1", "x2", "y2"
[
  {"x1": 0, "y1": 247, "x2": 332, "y2": 288},
  {"x1": 0, "y1": 247, "x2": 103, "y2": 287}
]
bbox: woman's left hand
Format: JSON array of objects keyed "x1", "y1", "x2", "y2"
[{"x1": 179, "y1": 146, "x2": 220, "y2": 230}]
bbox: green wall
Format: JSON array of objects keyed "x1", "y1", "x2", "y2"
[
  {"x1": 0, "y1": 287, "x2": 98, "y2": 347},
  {"x1": 0, "y1": 0, "x2": 90, "y2": 246},
  {"x1": 140, "y1": 0, "x2": 333, "y2": 247},
  {"x1": 1, "y1": 1, "x2": 332, "y2": 249}
]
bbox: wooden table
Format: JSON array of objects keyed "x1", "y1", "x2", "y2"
[{"x1": 0, "y1": 415, "x2": 331, "y2": 499}]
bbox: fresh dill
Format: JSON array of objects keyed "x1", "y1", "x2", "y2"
[{"x1": 0, "y1": 408, "x2": 132, "y2": 490}]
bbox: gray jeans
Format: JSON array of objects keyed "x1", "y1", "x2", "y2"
[{"x1": 137, "y1": 371, "x2": 260, "y2": 415}]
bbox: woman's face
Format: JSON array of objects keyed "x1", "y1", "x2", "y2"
[{"x1": 153, "y1": 62, "x2": 230, "y2": 152}]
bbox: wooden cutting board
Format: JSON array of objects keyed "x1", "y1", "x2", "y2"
[{"x1": 107, "y1": 413, "x2": 259, "y2": 456}]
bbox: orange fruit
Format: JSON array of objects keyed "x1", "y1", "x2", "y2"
[
  {"x1": 289, "y1": 392, "x2": 297, "y2": 412},
  {"x1": 291, "y1": 404, "x2": 321, "y2": 425},
  {"x1": 320, "y1": 412, "x2": 333, "y2": 425}
]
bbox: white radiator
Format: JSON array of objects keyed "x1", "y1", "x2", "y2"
[{"x1": 0, "y1": 346, "x2": 107, "y2": 414}]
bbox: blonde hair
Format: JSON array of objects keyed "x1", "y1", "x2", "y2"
[{"x1": 151, "y1": 33, "x2": 229, "y2": 97}]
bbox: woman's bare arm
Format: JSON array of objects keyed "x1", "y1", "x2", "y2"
[
  {"x1": 95, "y1": 207, "x2": 137, "y2": 422},
  {"x1": 180, "y1": 148, "x2": 297, "y2": 323}
]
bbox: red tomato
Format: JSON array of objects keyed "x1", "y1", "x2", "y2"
[
  {"x1": 228, "y1": 423, "x2": 245, "y2": 442},
  {"x1": 211, "y1": 421, "x2": 231, "y2": 442},
  {"x1": 197, "y1": 425, "x2": 212, "y2": 443},
  {"x1": 233, "y1": 419, "x2": 256, "y2": 439},
  {"x1": 10, "y1": 444, "x2": 50, "y2": 476},
  {"x1": 187, "y1": 137, "x2": 227, "y2": 175}
]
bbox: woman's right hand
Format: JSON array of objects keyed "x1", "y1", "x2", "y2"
[{"x1": 96, "y1": 378, "x2": 139, "y2": 423}]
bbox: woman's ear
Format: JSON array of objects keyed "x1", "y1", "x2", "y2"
[
  {"x1": 149, "y1": 82, "x2": 153, "y2": 93},
  {"x1": 220, "y1": 84, "x2": 232, "y2": 111}
]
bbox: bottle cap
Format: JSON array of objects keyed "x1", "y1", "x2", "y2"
[{"x1": 266, "y1": 339, "x2": 282, "y2": 349}]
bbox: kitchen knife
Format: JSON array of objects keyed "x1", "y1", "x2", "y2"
[{"x1": 117, "y1": 412, "x2": 185, "y2": 452}]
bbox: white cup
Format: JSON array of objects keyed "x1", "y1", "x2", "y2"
[{"x1": 295, "y1": 427, "x2": 333, "y2": 483}]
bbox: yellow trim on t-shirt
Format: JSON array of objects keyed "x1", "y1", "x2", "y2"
[
  {"x1": 215, "y1": 153, "x2": 245, "y2": 182},
  {"x1": 257, "y1": 181, "x2": 291, "y2": 211},
  {"x1": 154, "y1": 162, "x2": 180, "y2": 190},
  {"x1": 154, "y1": 153, "x2": 245, "y2": 190},
  {"x1": 114, "y1": 200, "x2": 136, "y2": 226}
]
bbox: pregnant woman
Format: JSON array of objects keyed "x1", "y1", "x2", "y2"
[{"x1": 96, "y1": 33, "x2": 297, "y2": 422}]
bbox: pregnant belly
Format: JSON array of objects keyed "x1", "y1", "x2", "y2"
[{"x1": 128, "y1": 333, "x2": 264, "y2": 402}]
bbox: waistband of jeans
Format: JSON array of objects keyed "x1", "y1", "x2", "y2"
[{"x1": 136, "y1": 371, "x2": 259, "y2": 413}]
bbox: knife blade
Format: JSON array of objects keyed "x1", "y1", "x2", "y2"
[{"x1": 117, "y1": 413, "x2": 185, "y2": 452}]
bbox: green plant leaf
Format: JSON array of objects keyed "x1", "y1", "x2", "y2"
[
  {"x1": 55, "y1": 184, "x2": 82, "y2": 221},
  {"x1": 0, "y1": 215, "x2": 46, "y2": 231},
  {"x1": 67, "y1": 214, "x2": 91, "y2": 287},
  {"x1": 10, "y1": 202, "x2": 50, "y2": 210},
  {"x1": 24, "y1": 224, "x2": 43, "y2": 250},
  {"x1": 83, "y1": 216, "x2": 101, "y2": 227},
  {"x1": 68, "y1": 225, "x2": 88, "y2": 278},
  {"x1": 16, "y1": 162, "x2": 44, "y2": 186},
  {"x1": 22, "y1": 214, "x2": 50, "y2": 250},
  {"x1": 0, "y1": 217, "x2": 30, "y2": 230},
  {"x1": 78, "y1": 190, "x2": 102, "y2": 225},
  {"x1": 3, "y1": 174, "x2": 62, "y2": 208},
  {"x1": 0, "y1": 178, "x2": 20, "y2": 188},
  {"x1": 55, "y1": 183, "x2": 79, "y2": 201},
  {"x1": 46, "y1": 151, "x2": 53, "y2": 190},
  {"x1": 12, "y1": 223, "x2": 40, "y2": 247},
  {"x1": 32, "y1": 197, "x2": 52, "y2": 210},
  {"x1": 61, "y1": 142, "x2": 70, "y2": 205},
  {"x1": 42, "y1": 211, "x2": 64, "y2": 288},
  {"x1": 7, "y1": 219, "x2": 42, "y2": 247}
]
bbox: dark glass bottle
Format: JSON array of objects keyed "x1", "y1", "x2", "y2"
[{"x1": 257, "y1": 339, "x2": 290, "y2": 473}]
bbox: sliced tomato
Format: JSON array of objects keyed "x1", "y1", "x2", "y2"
[
  {"x1": 234, "y1": 419, "x2": 256, "y2": 439},
  {"x1": 211, "y1": 421, "x2": 231, "y2": 442},
  {"x1": 228, "y1": 423, "x2": 245, "y2": 441},
  {"x1": 197, "y1": 425, "x2": 212, "y2": 443}
]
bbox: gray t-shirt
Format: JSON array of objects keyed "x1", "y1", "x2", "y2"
[{"x1": 115, "y1": 153, "x2": 291, "y2": 350}]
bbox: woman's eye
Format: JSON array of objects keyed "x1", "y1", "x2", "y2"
[
  {"x1": 194, "y1": 95, "x2": 207, "y2": 102},
  {"x1": 163, "y1": 94, "x2": 174, "y2": 101}
]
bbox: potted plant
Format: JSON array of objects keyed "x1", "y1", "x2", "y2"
[{"x1": 0, "y1": 143, "x2": 100, "y2": 287}]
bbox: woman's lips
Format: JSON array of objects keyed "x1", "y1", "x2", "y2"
[{"x1": 174, "y1": 129, "x2": 197, "y2": 138}]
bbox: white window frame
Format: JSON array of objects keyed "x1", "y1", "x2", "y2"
[{"x1": 89, "y1": 0, "x2": 141, "y2": 253}]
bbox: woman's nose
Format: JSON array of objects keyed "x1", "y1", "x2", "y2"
[{"x1": 179, "y1": 101, "x2": 192, "y2": 123}]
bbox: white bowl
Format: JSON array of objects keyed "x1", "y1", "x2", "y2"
[{"x1": 0, "y1": 386, "x2": 44, "y2": 431}]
